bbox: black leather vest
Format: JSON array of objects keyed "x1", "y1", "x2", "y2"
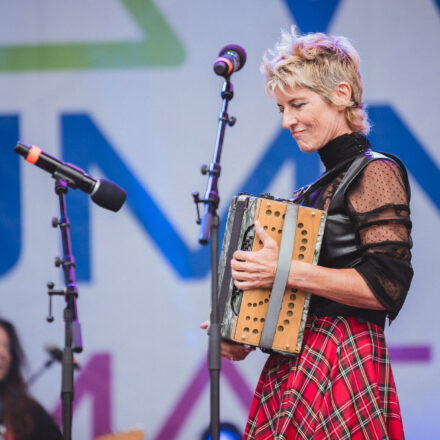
[{"x1": 308, "y1": 150, "x2": 401, "y2": 328}]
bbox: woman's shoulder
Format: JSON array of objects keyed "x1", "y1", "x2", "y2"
[
  {"x1": 27, "y1": 397, "x2": 62, "y2": 440},
  {"x1": 361, "y1": 155, "x2": 406, "y2": 184},
  {"x1": 362, "y1": 150, "x2": 409, "y2": 181},
  {"x1": 348, "y1": 151, "x2": 410, "y2": 208}
]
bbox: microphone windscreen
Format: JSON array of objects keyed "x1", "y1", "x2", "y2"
[
  {"x1": 221, "y1": 44, "x2": 246, "y2": 66},
  {"x1": 45, "y1": 344, "x2": 63, "y2": 361},
  {"x1": 91, "y1": 179, "x2": 127, "y2": 212}
]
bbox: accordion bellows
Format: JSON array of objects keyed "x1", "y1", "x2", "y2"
[{"x1": 218, "y1": 194, "x2": 327, "y2": 356}]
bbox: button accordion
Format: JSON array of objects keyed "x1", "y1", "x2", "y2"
[{"x1": 218, "y1": 193, "x2": 327, "y2": 356}]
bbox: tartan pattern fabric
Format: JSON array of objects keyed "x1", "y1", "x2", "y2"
[{"x1": 243, "y1": 316, "x2": 404, "y2": 440}]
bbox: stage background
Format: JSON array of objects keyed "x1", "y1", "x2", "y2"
[{"x1": 0, "y1": 1, "x2": 439, "y2": 438}]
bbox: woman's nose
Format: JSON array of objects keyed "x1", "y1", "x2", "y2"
[
  {"x1": 282, "y1": 110, "x2": 297, "y2": 130},
  {"x1": 0, "y1": 343, "x2": 9, "y2": 358}
]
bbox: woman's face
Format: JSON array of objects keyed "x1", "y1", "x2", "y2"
[
  {"x1": 0, "y1": 326, "x2": 12, "y2": 382},
  {"x1": 275, "y1": 85, "x2": 351, "y2": 153}
]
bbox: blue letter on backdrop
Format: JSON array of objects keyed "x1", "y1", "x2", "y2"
[{"x1": 0, "y1": 116, "x2": 21, "y2": 276}]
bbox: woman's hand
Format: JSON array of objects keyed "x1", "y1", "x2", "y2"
[
  {"x1": 220, "y1": 340, "x2": 254, "y2": 361},
  {"x1": 200, "y1": 321, "x2": 255, "y2": 361},
  {"x1": 231, "y1": 220, "x2": 279, "y2": 290}
]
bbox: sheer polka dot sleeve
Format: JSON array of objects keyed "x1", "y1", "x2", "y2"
[{"x1": 347, "y1": 159, "x2": 413, "y2": 318}]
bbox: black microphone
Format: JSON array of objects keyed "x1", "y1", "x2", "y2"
[
  {"x1": 45, "y1": 344, "x2": 80, "y2": 370},
  {"x1": 14, "y1": 142, "x2": 126, "y2": 212},
  {"x1": 213, "y1": 44, "x2": 247, "y2": 77}
]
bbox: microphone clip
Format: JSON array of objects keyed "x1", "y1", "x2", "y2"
[
  {"x1": 46, "y1": 281, "x2": 65, "y2": 323},
  {"x1": 218, "y1": 79, "x2": 236, "y2": 125},
  {"x1": 220, "y1": 115, "x2": 236, "y2": 127}
]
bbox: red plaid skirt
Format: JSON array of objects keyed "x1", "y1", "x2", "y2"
[{"x1": 243, "y1": 316, "x2": 404, "y2": 440}]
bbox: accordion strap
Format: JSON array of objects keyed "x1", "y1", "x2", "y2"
[
  {"x1": 260, "y1": 203, "x2": 298, "y2": 350},
  {"x1": 218, "y1": 198, "x2": 248, "y2": 321},
  {"x1": 292, "y1": 155, "x2": 358, "y2": 204}
]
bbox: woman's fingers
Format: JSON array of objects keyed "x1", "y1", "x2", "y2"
[
  {"x1": 221, "y1": 340, "x2": 255, "y2": 361},
  {"x1": 232, "y1": 222, "x2": 276, "y2": 262},
  {"x1": 231, "y1": 268, "x2": 265, "y2": 282},
  {"x1": 233, "y1": 279, "x2": 260, "y2": 291},
  {"x1": 254, "y1": 220, "x2": 278, "y2": 250},
  {"x1": 230, "y1": 258, "x2": 247, "y2": 271},
  {"x1": 233, "y1": 249, "x2": 251, "y2": 262},
  {"x1": 231, "y1": 259, "x2": 260, "y2": 274},
  {"x1": 201, "y1": 324, "x2": 254, "y2": 361},
  {"x1": 230, "y1": 220, "x2": 281, "y2": 290}
]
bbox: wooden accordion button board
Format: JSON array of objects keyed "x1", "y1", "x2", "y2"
[{"x1": 231, "y1": 198, "x2": 324, "y2": 354}]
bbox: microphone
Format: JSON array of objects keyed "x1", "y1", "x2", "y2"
[
  {"x1": 213, "y1": 44, "x2": 247, "y2": 77},
  {"x1": 14, "y1": 142, "x2": 126, "y2": 212},
  {"x1": 45, "y1": 344, "x2": 80, "y2": 370}
]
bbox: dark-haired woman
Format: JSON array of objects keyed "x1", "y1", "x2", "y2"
[{"x1": 0, "y1": 319, "x2": 62, "y2": 440}]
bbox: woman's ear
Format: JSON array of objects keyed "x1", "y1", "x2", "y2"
[{"x1": 334, "y1": 82, "x2": 352, "y2": 107}]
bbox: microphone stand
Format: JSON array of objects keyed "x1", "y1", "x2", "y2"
[
  {"x1": 46, "y1": 178, "x2": 83, "y2": 440},
  {"x1": 193, "y1": 77, "x2": 236, "y2": 440}
]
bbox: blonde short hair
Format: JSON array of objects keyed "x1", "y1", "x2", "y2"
[{"x1": 261, "y1": 27, "x2": 370, "y2": 134}]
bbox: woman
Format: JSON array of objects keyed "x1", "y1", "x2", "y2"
[
  {"x1": 0, "y1": 319, "x2": 62, "y2": 440},
  {"x1": 225, "y1": 28, "x2": 412, "y2": 439}
]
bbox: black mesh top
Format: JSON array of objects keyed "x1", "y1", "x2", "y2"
[{"x1": 305, "y1": 132, "x2": 413, "y2": 320}]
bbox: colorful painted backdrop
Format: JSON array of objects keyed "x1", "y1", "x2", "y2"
[{"x1": 0, "y1": 1, "x2": 439, "y2": 438}]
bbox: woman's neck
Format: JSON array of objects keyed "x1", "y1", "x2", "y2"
[{"x1": 318, "y1": 132, "x2": 371, "y2": 170}]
